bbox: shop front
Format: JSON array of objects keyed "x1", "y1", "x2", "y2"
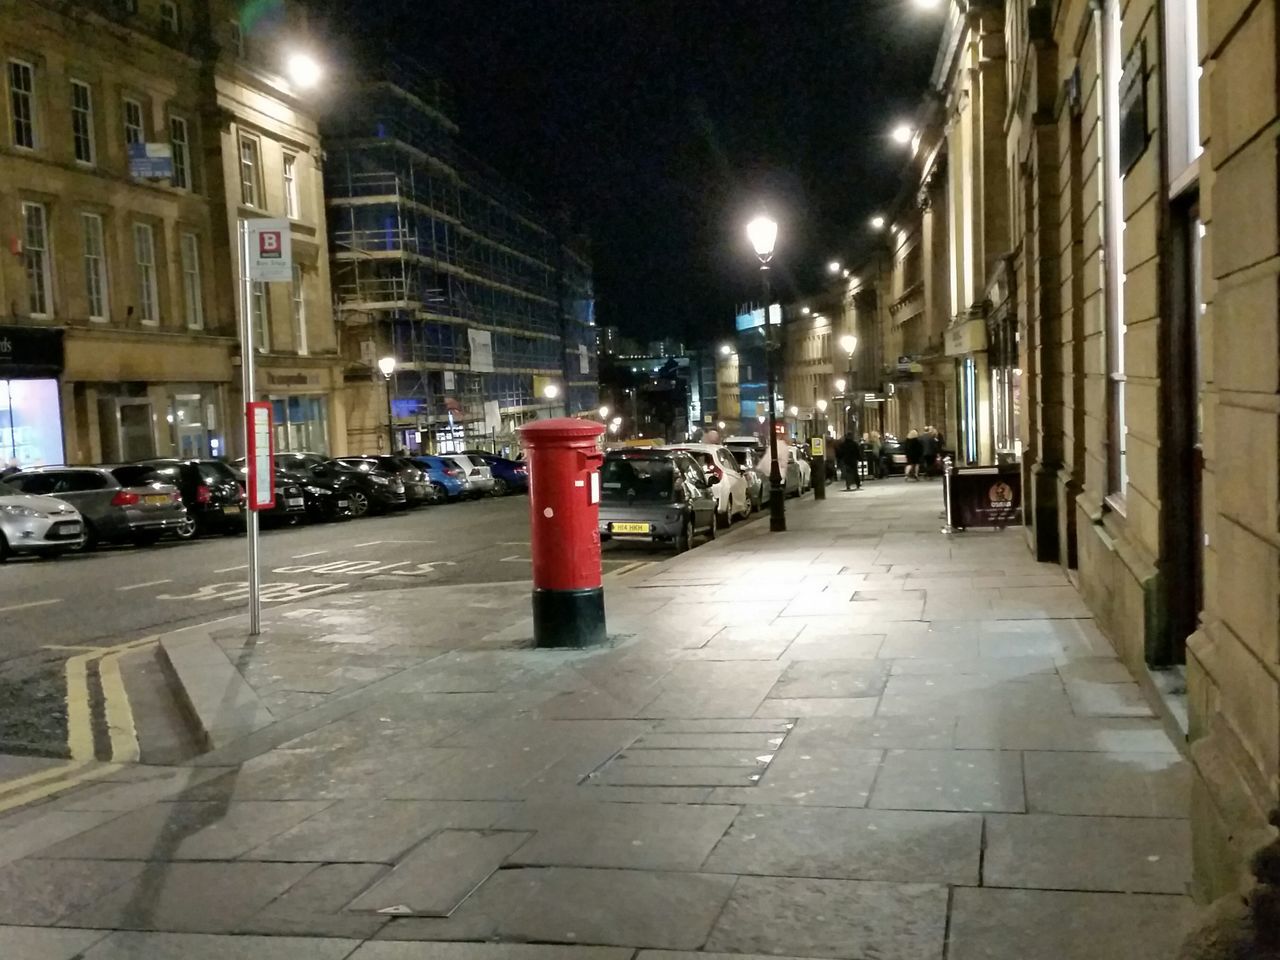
[
  {"x1": 0, "y1": 325, "x2": 66, "y2": 468},
  {"x1": 945, "y1": 315, "x2": 991, "y2": 465},
  {"x1": 257, "y1": 364, "x2": 345, "y2": 457}
]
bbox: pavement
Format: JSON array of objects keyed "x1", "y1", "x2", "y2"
[{"x1": 0, "y1": 478, "x2": 1199, "y2": 959}]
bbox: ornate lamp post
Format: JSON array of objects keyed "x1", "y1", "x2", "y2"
[{"x1": 747, "y1": 214, "x2": 785, "y2": 532}]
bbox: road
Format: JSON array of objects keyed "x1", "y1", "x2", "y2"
[{"x1": 0, "y1": 494, "x2": 737, "y2": 758}]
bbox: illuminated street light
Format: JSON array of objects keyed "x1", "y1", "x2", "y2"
[
  {"x1": 789, "y1": 405, "x2": 799, "y2": 417},
  {"x1": 841, "y1": 335, "x2": 858, "y2": 356},
  {"x1": 609, "y1": 422, "x2": 620, "y2": 435},
  {"x1": 377, "y1": 356, "x2": 396, "y2": 454},
  {"x1": 891, "y1": 123, "x2": 915, "y2": 145},
  {"x1": 827, "y1": 260, "x2": 842, "y2": 274},
  {"x1": 842, "y1": 269, "x2": 851, "y2": 278},
  {"x1": 745, "y1": 213, "x2": 785, "y2": 532},
  {"x1": 801, "y1": 306, "x2": 811, "y2": 316},
  {"x1": 914, "y1": 0, "x2": 943, "y2": 8},
  {"x1": 870, "y1": 215, "x2": 887, "y2": 231},
  {"x1": 720, "y1": 343, "x2": 733, "y2": 356},
  {"x1": 816, "y1": 399, "x2": 828, "y2": 413},
  {"x1": 717, "y1": 421, "x2": 726, "y2": 430},
  {"x1": 286, "y1": 53, "x2": 323, "y2": 89},
  {"x1": 599, "y1": 406, "x2": 610, "y2": 419},
  {"x1": 835, "y1": 378, "x2": 847, "y2": 394},
  {"x1": 543, "y1": 383, "x2": 560, "y2": 400}
]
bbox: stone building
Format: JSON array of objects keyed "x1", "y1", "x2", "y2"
[
  {"x1": 939, "y1": 0, "x2": 1278, "y2": 913},
  {"x1": 0, "y1": 0, "x2": 341, "y2": 469}
]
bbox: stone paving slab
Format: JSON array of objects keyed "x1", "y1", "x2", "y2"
[
  {"x1": 869, "y1": 749, "x2": 1025, "y2": 812},
  {"x1": 246, "y1": 862, "x2": 388, "y2": 939},
  {"x1": 352, "y1": 945, "x2": 634, "y2": 960},
  {"x1": 702, "y1": 805, "x2": 981, "y2": 884},
  {"x1": 704, "y1": 875, "x2": 948, "y2": 959},
  {"x1": 79, "y1": 931, "x2": 361, "y2": 960},
  {"x1": 983, "y1": 813, "x2": 1192, "y2": 893},
  {"x1": 0, "y1": 925, "x2": 109, "y2": 960},
  {"x1": 1024, "y1": 750, "x2": 1191, "y2": 818},
  {"x1": 707, "y1": 746, "x2": 882, "y2": 806},
  {"x1": 947, "y1": 887, "x2": 1198, "y2": 959},
  {"x1": 348, "y1": 829, "x2": 531, "y2": 916},
  {"x1": 0, "y1": 858, "x2": 147, "y2": 925}
]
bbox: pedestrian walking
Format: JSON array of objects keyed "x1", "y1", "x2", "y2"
[
  {"x1": 868, "y1": 431, "x2": 884, "y2": 480},
  {"x1": 837, "y1": 432, "x2": 862, "y2": 491},
  {"x1": 904, "y1": 429, "x2": 923, "y2": 481},
  {"x1": 920, "y1": 426, "x2": 939, "y2": 479}
]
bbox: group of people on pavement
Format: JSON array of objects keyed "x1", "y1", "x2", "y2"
[
  {"x1": 828, "y1": 425, "x2": 946, "y2": 490},
  {"x1": 903, "y1": 426, "x2": 945, "y2": 481}
]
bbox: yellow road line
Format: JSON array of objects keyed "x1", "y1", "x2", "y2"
[
  {"x1": 64, "y1": 651, "x2": 95, "y2": 762},
  {"x1": 0, "y1": 759, "x2": 89, "y2": 798},
  {"x1": 99, "y1": 650, "x2": 140, "y2": 764},
  {"x1": 0, "y1": 763, "x2": 122, "y2": 815}
]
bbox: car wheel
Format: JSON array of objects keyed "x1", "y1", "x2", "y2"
[
  {"x1": 348, "y1": 490, "x2": 370, "y2": 518},
  {"x1": 67, "y1": 522, "x2": 97, "y2": 553},
  {"x1": 492, "y1": 478, "x2": 508, "y2": 497},
  {"x1": 675, "y1": 516, "x2": 693, "y2": 554},
  {"x1": 173, "y1": 516, "x2": 199, "y2": 541}
]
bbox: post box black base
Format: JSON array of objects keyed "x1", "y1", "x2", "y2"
[{"x1": 532, "y1": 587, "x2": 607, "y2": 648}]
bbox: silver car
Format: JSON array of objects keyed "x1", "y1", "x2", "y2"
[
  {"x1": 6, "y1": 465, "x2": 188, "y2": 550},
  {"x1": 448, "y1": 455, "x2": 495, "y2": 497},
  {"x1": 0, "y1": 479, "x2": 86, "y2": 560}
]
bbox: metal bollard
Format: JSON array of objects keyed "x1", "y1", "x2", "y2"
[{"x1": 941, "y1": 456, "x2": 957, "y2": 536}]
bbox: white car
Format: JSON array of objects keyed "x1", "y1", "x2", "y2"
[
  {"x1": 447, "y1": 455, "x2": 495, "y2": 497},
  {"x1": 0, "y1": 479, "x2": 86, "y2": 560},
  {"x1": 663, "y1": 443, "x2": 752, "y2": 526},
  {"x1": 755, "y1": 441, "x2": 809, "y2": 497}
]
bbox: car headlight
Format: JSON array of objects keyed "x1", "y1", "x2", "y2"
[
  {"x1": 369, "y1": 475, "x2": 389, "y2": 485},
  {"x1": 305, "y1": 485, "x2": 330, "y2": 496},
  {"x1": 0, "y1": 504, "x2": 47, "y2": 519}
]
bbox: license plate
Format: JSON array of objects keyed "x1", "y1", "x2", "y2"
[
  {"x1": 222, "y1": 505, "x2": 241, "y2": 515},
  {"x1": 338, "y1": 500, "x2": 349, "y2": 508},
  {"x1": 144, "y1": 495, "x2": 168, "y2": 506},
  {"x1": 62, "y1": 522, "x2": 82, "y2": 534},
  {"x1": 893, "y1": 455, "x2": 907, "y2": 463},
  {"x1": 611, "y1": 522, "x2": 651, "y2": 535},
  {"x1": 287, "y1": 497, "x2": 304, "y2": 508}
]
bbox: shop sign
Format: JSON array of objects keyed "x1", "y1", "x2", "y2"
[
  {"x1": 263, "y1": 370, "x2": 319, "y2": 389},
  {"x1": 945, "y1": 319, "x2": 988, "y2": 357},
  {"x1": 0, "y1": 325, "x2": 64, "y2": 377},
  {"x1": 1119, "y1": 40, "x2": 1148, "y2": 175}
]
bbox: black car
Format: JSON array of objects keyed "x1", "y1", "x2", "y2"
[
  {"x1": 879, "y1": 434, "x2": 909, "y2": 475},
  {"x1": 337, "y1": 456, "x2": 435, "y2": 507},
  {"x1": 140, "y1": 458, "x2": 246, "y2": 538},
  {"x1": 275, "y1": 452, "x2": 406, "y2": 518},
  {"x1": 275, "y1": 468, "x2": 353, "y2": 522},
  {"x1": 231, "y1": 460, "x2": 309, "y2": 525}
]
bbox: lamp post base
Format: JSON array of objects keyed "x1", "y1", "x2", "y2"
[{"x1": 769, "y1": 485, "x2": 787, "y2": 532}]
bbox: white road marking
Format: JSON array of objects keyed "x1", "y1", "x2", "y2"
[
  {"x1": 353, "y1": 540, "x2": 436, "y2": 548},
  {"x1": 0, "y1": 599, "x2": 62, "y2": 614},
  {"x1": 291, "y1": 550, "x2": 329, "y2": 559},
  {"x1": 500, "y1": 555, "x2": 531, "y2": 563},
  {"x1": 116, "y1": 579, "x2": 172, "y2": 592},
  {"x1": 499, "y1": 541, "x2": 531, "y2": 546},
  {"x1": 214, "y1": 564, "x2": 248, "y2": 573}
]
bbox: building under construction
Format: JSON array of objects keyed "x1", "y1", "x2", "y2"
[{"x1": 323, "y1": 66, "x2": 598, "y2": 454}]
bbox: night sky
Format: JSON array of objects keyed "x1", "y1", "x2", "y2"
[{"x1": 345, "y1": 1, "x2": 945, "y2": 344}]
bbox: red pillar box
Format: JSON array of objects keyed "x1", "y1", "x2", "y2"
[{"x1": 518, "y1": 418, "x2": 607, "y2": 647}]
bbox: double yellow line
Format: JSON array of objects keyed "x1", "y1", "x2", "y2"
[{"x1": 0, "y1": 635, "x2": 157, "y2": 815}]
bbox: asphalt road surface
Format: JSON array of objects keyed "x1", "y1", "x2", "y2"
[{"x1": 0, "y1": 494, "x2": 738, "y2": 758}]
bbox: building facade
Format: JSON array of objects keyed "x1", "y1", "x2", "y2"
[
  {"x1": 322, "y1": 68, "x2": 597, "y2": 456},
  {"x1": 0, "y1": 0, "x2": 339, "y2": 469}
]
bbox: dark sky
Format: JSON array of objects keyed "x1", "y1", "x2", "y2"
[{"x1": 348, "y1": 1, "x2": 944, "y2": 344}]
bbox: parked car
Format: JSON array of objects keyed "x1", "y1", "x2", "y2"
[
  {"x1": 598, "y1": 449, "x2": 717, "y2": 553},
  {"x1": 140, "y1": 459, "x2": 245, "y2": 539},
  {"x1": 274, "y1": 453, "x2": 406, "y2": 517},
  {"x1": 726, "y1": 446, "x2": 766, "y2": 511},
  {"x1": 5, "y1": 465, "x2": 187, "y2": 549},
  {"x1": 337, "y1": 456, "x2": 435, "y2": 507},
  {"x1": 663, "y1": 443, "x2": 752, "y2": 526},
  {"x1": 230, "y1": 459, "x2": 318, "y2": 525},
  {"x1": 447, "y1": 454, "x2": 495, "y2": 498},
  {"x1": 0, "y1": 479, "x2": 86, "y2": 560},
  {"x1": 880, "y1": 434, "x2": 909, "y2": 475},
  {"x1": 411, "y1": 455, "x2": 468, "y2": 501},
  {"x1": 461, "y1": 451, "x2": 529, "y2": 496}
]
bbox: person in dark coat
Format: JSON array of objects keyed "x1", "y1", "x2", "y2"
[
  {"x1": 920, "y1": 426, "x2": 939, "y2": 479},
  {"x1": 904, "y1": 429, "x2": 924, "y2": 481},
  {"x1": 837, "y1": 433, "x2": 862, "y2": 491}
]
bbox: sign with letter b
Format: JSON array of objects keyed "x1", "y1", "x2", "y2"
[{"x1": 246, "y1": 219, "x2": 292, "y2": 282}]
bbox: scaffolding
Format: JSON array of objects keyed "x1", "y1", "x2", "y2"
[{"x1": 325, "y1": 73, "x2": 597, "y2": 447}]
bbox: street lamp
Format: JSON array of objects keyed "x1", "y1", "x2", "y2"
[
  {"x1": 840, "y1": 335, "x2": 858, "y2": 437},
  {"x1": 377, "y1": 356, "x2": 397, "y2": 453},
  {"x1": 870, "y1": 215, "x2": 887, "y2": 231},
  {"x1": 286, "y1": 53, "x2": 323, "y2": 89},
  {"x1": 720, "y1": 343, "x2": 733, "y2": 356},
  {"x1": 891, "y1": 123, "x2": 915, "y2": 145},
  {"x1": 835, "y1": 378, "x2": 847, "y2": 394},
  {"x1": 599, "y1": 406, "x2": 610, "y2": 419},
  {"x1": 827, "y1": 260, "x2": 842, "y2": 274},
  {"x1": 789, "y1": 405, "x2": 799, "y2": 417},
  {"x1": 801, "y1": 306, "x2": 811, "y2": 316},
  {"x1": 543, "y1": 383, "x2": 560, "y2": 400},
  {"x1": 746, "y1": 213, "x2": 785, "y2": 532}
]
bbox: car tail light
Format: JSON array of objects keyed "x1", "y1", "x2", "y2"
[
  {"x1": 171, "y1": 491, "x2": 183, "y2": 503},
  {"x1": 515, "y1": 465, "x2": 528, "y2": 475},
  {"x1": 447, "y1": 467, "x2": 465, "y2": 479},
  {"x1": 196, "y1": 484, "x2": 212, "y2": 505},
  {"x1": 111, "y1": 490, "x2": 140, "y2": 507}
]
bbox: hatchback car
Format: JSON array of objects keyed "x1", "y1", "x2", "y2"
[
  {"x1": 337, "y1": 456, "x2": 434, "y2": 506},
  {"x1": 0, "y1": 480, "x2": 85, "y2": 560},
  {"x1": 663, "y1": 443, "x2": 752, "y2": 526},
  {"x1": 447, "y1": 454, "x2": 495, "y2": 497},
  {"x1": 141, "y1": 458, "x2": 245, "y2": 538},
  {"x1": 275, "y1": 453, "x2": 406, "y2": 517},
  {"x1": 411, "y1": 455, "x2": 468, "y2": 501},
  {"x1": 230, "y1": 459, "x2": 314, "y2": 525},
  {"x1": 598, "y1": 449, "x2": 717, "y2": 552},
  {"x1": 461, "y1": 451, "x2": 529, "y2": 496},
  {"x1": 6, "y1": 465, "x2": 188, "y2": 549}
]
